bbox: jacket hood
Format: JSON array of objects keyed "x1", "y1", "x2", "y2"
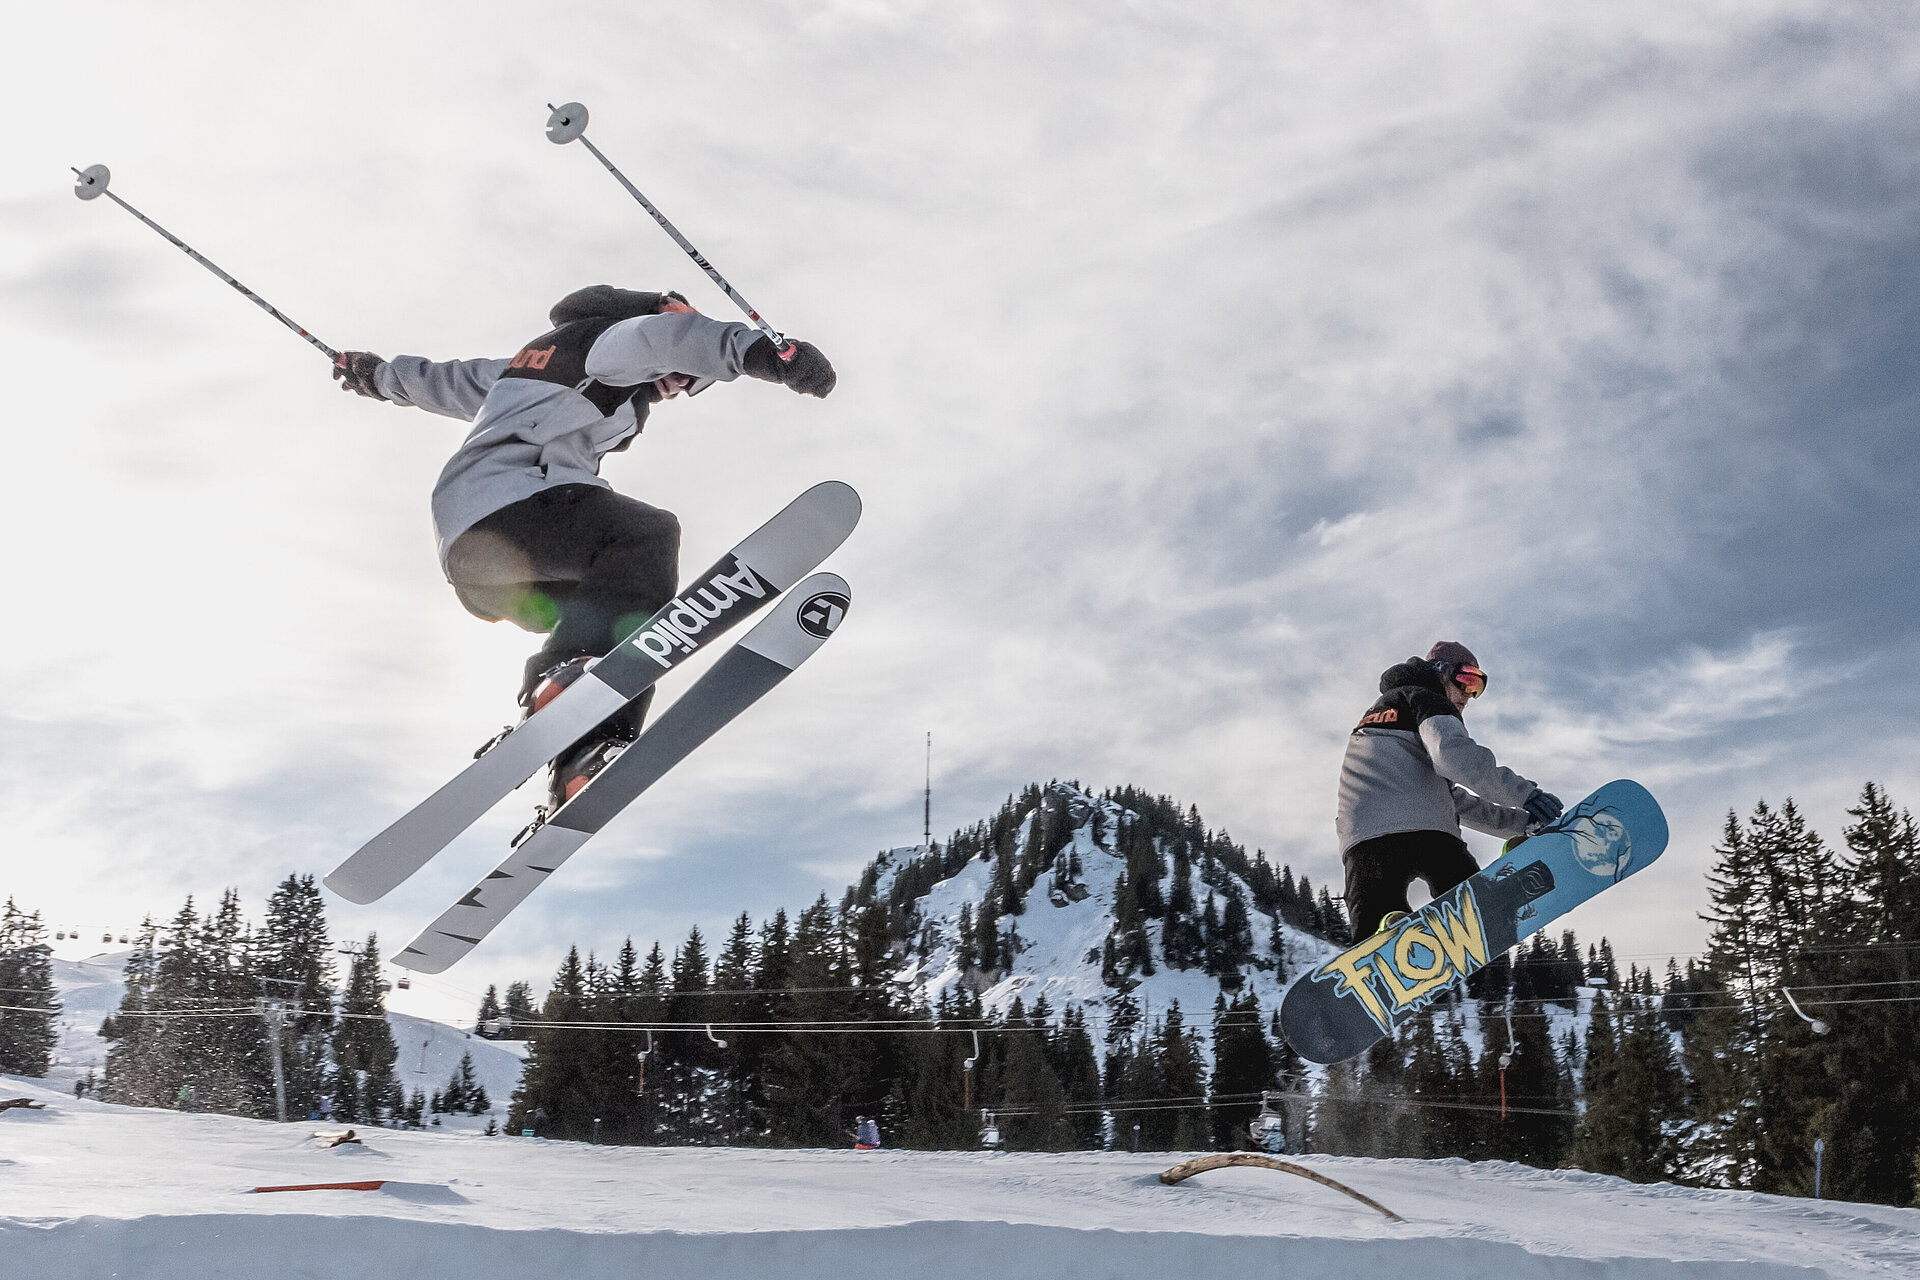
[
  {"x1": 549, "y1": 285, "x2": 676, "y2": 326},
  {"x1": 1379, "y1": 657, "x2": 1447, "y2": 698}
]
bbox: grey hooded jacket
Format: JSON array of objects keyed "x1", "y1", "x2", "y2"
[
  {"x1": 1335, "y1": 657, "x2": 1538, "y2": 853},
  {"x1": 371, "y1": 302, "x2": 761, "y2": 570}
]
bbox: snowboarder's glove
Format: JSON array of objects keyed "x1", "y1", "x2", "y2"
[
  {"x1": 333, "y1": 351, "x2": 388, "y2": 401},
  {"x1": 742, "y1": 336, "x2": 836, "y2": 398},
  {"x1": 1523, "y1": 790, "x2": 1564, "y2": 830}
]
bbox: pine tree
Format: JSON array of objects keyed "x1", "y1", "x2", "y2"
[
  {"x1": 510, "y1": 948, "x2": 598, "y2": 1140},
  {"x1": 1575, "y1": 974, "x2": 1684, "y2": 1182},
  {"x1": 1052, "y1": 1007, "x2": 1105, "y2": 1149},
  {"x1": 261, "y1": 874, "x2": 335, "y2": 1117},
  {"x1": 709, "y1": 916, "x2": 760, "y2": 1143},
  {"x1": 999, "y1": 1022, "x2": 1071, "y2": 1151},
  {"x1": 476, "y1": 986, "x2": 503, "y2": 1036},
  {"x1": 331, "y1": 934, "x2": 398, "y2": 1125},
  {"x1": 503, "y1": 981, "x2": 537, "y2": 1031},
  {"x1": 657, "y1": 925, "x2": 713, "y2": 1143},
  {"x1": 1208, "y1": 991, "x2": 1275, "y2": 1149},
  {"x1": 901, "y1": 1014, "x2": 978, "y2": 1149},
  {"x1": 0, "y1": 899, "x2": 59, "y2": 1076},
  {"x1": 956, "y1": 901, "x2": 978, "y2": 973},
  {"x1": 444, "y1": 1050, "x2": 480, "y2": 1114}
]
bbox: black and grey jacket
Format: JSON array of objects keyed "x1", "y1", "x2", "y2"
[
  {"x1": 1335, "y1": 658, "x2": 1537, "y2": 854},
  {"x1": 369, "y1": 287, "x2": 763, "y2": 569}
]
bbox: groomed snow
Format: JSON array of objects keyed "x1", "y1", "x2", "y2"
[{"x1": 4, "y1": 1074, "x2": 1915, "y2": 1279}]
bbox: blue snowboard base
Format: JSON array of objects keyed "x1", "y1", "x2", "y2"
[{"x1": 1279, "y1": 779, "x2": 1668, "y2": 1065}]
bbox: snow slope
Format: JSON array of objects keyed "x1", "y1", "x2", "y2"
[{"x1": 2, "y1": 1074, "x2": 1914, "y2": 1279}]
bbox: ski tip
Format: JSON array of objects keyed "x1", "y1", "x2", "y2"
[
  {"x1": 320, "y1": 868, "x2": 382, "y2": 906},
  {"x1": 801, "y1": 479, "x2": 862, "y2": 522}
]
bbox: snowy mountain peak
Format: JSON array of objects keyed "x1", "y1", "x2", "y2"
[{"x1": 854, "y1": 781, "x2": 1346, "y2": 1043}]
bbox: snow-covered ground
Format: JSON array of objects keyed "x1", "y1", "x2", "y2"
[{"x1": 2, "y1": 1074, "x2": 1915, "y2": 1279}]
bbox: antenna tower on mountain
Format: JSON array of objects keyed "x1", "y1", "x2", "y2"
[{"x1": 924, "y1": 732, "x2": 933, "y2": 852}]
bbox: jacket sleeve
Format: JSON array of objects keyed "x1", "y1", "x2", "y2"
[
  {"x1": 1417, "y1": 715, "x2": 1538, "y2": 807},
  {"x1": 373, "y1": 356, "x2": 510, "y2": 421},
  {"x1": 1452, "y1": 785, "x2": 1531, "y2": 839},
  {"x1": 583, "y1": 312, "x2": 762, "y2": 385}
]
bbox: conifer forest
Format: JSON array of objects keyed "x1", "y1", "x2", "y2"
[{"x1": 6, "y1": 779, "x2": 1918, "y2": 1207}]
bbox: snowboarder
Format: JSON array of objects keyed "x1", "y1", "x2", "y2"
[
  {"x1": 1335, "y1": 641, "x2": 1563, "y2": 939},
  {"x1": 332, "y1": 286, "x2": 835, "y2": 806}
]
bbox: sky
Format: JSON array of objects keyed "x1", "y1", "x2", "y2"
[{"x1": 4, "y1": 2, "x2": 1919, "y2": 1026}]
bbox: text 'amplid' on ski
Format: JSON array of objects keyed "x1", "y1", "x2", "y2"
[
  {"x1": 322, "y1": 481, "x2": 861, "y2": 908},
  {"x1": 396, "y1": 573, "x2": 851, "y2": 974}
]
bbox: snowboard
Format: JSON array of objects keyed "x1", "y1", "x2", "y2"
[
  {"x1": 1279, "y1": 779, "x2": 1668, "y2": 1064},
  {"x1": 394, "y1": 573, "x2": 851, "y2": 973},
  {"x1": 323, "y1": 481, "x2": 860, "y2": 905}
]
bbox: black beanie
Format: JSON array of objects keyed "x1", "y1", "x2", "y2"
[{"x1": 1426, "y1": 641, "x2": 1478, "y2": 670}]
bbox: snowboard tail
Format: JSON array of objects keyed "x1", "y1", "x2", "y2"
[
  {"x1": 1279, "y1": 779, "x2": 1667, "y2": 1064},
  {"x1": 322, "y1": 482, "x2": 860, "y2": 906},
  {"x1": 394, "y1": 573, "x2": 851, "y2": 973}
]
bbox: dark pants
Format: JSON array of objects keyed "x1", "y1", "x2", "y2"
[
  {"x1": 445, "y1": 484, "x2": 679, "y2": 709},
  {"x1": 1341, "y1": 829, "x2": 1480, "y2": 939}
]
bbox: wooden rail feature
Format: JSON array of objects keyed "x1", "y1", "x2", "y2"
[{"x1": 1159, "y1": 1153, "x2": 1405, "y2": 1222}]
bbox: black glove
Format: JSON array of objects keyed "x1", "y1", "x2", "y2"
[
  {"x1": 1523, "y1": 790, "x2": 1564, "y2": 830},
  {"x1": 333, "y1": 351, "x2": 388, "y2": 401},
  {"x1": 742, "y1": 336, "x2": 836, "y2": 398}
]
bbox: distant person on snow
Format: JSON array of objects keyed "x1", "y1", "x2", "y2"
[
  {"x1": 332, "y1": 286, "x2": 835, "y2": 807},
  {"x1": 1336, "y1": 641, "x2": 1563, "y2": 939},
  {"x1": 854, "y1": 1115, "x2": 880, "y2": 1149}
]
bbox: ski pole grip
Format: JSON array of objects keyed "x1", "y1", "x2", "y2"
[{"x1": 776, "y1": 340, "x2": 798, "y2": 362}]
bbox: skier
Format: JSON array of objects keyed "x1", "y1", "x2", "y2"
[
  {"x1": 853, "y1": 1115, "x2": 880, "y2": 1150},
  {"x1": 332, "y1": 286, "x2": 835, "y2": 807},
  {"x1": 1335, "y1": 641, "x2": 1563, "y2": 939}
]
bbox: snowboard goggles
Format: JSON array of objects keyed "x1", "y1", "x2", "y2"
[{"x1": 1451, "y1": 665, "x2": 1488, "y2": 697}]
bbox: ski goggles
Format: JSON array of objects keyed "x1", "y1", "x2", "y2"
[{"x1": 1451, "y1": 665, "x2": 1488, "y2": 697}]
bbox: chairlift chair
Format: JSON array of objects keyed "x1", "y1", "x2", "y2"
[
  {"x1": 980, "y1": 1111, "x2": 1003, "y2": 1149},
  {"x1": 1248, "y1": 1090, "x2": 1287, "y2": 1153}
]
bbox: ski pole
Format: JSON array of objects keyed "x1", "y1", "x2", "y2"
[
  {"x1": 543, "y1": 102, "x2": 796, "y2": 360},
  {"x1": 71, "y1": 164, "x2": 340, "y2": 363}
]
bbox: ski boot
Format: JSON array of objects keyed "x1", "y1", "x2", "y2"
[
  {"x1": 547, "y1": 724, "x2": 637, "y2": 811},
  {"x1": 474, "y1": 655, "x2": 596, "y2": 759},
  {"x1": 511, "y1": 687, "x2": 653, "y2": 846}
]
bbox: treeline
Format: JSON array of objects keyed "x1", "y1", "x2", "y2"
[
  {"x1": 850, "y1": 782, "x2": 1345, "y2": 991},
  {"x1": 1318, "y1": 782, "x2": 1920, "y2": 1208},
  {"x1": 501, "y1": 893, "x2": 1306, "y2": 1151},
  {"x1": 13, "y1": 778, "x2": 1919, "y2": 1208},
  {"x1": 85, "y1": 876, "x2": 409, "y2": 1122},
  {"x1": 4, "y1": 877, "x2": 498, "y2": 1130}
]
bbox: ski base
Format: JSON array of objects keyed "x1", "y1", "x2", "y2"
[
  {"x1": 323, "y1": 481, "x2": 859, "y2": 905},
  {"x1": 395, "y1": 574, "x2": 851, "y2": 973}
]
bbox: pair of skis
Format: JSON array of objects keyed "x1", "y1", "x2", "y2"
[{"x1": 322, "y1": 481, "x2": 860, "y2": 974}]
